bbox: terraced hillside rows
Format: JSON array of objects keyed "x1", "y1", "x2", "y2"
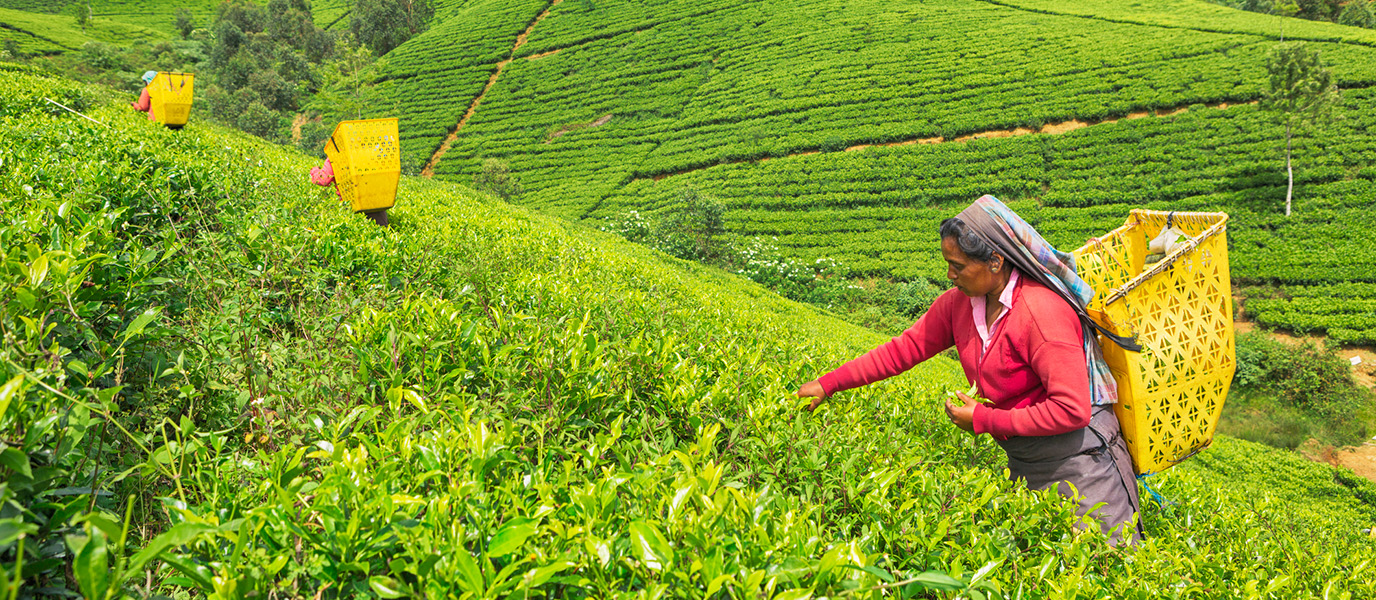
[
  {"x1": 0, "y1": 0, "x2": 427, "y2": 42},
  {"x1": 4, "y1": 66, "x2": 1376, "y2": 598},
  {"x1": 394, "y1": 0, "x2": 1376, "y2": 344},
  {"x1": 374, "y1": 0, "x2": 556, "y2": 172},
  {"x1": 0, "y1": 0, "x2": 220, "y2": 38},
  {"x1": 0, "y1": 5, "x2": 165, "y2": 54}
]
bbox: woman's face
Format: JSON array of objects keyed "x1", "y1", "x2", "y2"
[{"x1": 942, "y1": 236, "x2": 1002, "y2": 298}]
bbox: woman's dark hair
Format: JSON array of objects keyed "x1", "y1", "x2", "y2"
[{"x1": 939, "y1": 217, "x2": 997, "y2": 262}]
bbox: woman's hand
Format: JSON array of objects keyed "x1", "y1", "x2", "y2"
[
  {"x1": 797, "y1": 380, "x2": 827, "y2": 412},
  {"x1": 944, "y1": 392, "x2": 979, "y2": 433}
]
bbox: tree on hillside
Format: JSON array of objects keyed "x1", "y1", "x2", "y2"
[
  {"x1": 202, "y1": 0, "x2": 336, "y2": 140},
  {"x1": 1262, "y1": 43, "x2": 1339, "y2": 217},
  {"x1": 175, "y1": 8, "x2": 196, "y2": 39},
  {"x1": 1227, "y1": 0, "x2": 1298, "y2": 18},
  {"x1": 71, "y1": 1, "x2": 92, "y2": 33},
  {"x1": 657, "y1": 188, "x2": 727, "y2": 263},
  {"x1": 351, "y1": 0, "x2": 435, "y2": 56},
  {"x1": 305, "y1": 40, "x2": 395, "y2": 127},
  {"x1": 1339, "y1": 0, "x2": 1376, "y2": 28},
  {"x1": 1293, "y1": 0, "x2": 1342, "y2": 21},
  {"x1": 472, "y1": 159, "x2": 523, "y2": 201}
]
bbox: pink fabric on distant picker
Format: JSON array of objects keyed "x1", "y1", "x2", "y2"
[
  {"x1": 130, "y1": 88, "x2": 155, "y2": 121},
  {"x1": 310, "y1": 158, "x2": 335, "y2": 186}
]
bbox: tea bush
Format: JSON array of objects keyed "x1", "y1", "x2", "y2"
[{"x1": 2, "y1": 69, "x2": 1375, "y2": 598}]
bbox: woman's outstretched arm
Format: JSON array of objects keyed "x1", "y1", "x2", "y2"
[{"x1": 800, "y1": 289, "x2": 960, "y2": 411}]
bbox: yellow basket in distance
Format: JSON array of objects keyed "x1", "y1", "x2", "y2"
[
  {"x1": 148, "y1": 72, "x2": 194, "y2": 128},
  {"x1": 323, "y1": 118, "x2": 400, "y2": 213},
  {"x1": 1073, "y1": 210, "x2": 1234, "y2": 476}
]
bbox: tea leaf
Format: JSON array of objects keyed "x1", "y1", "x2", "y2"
[{"x1": 488, "y1": 517, "x2": 538, "y2": 557}]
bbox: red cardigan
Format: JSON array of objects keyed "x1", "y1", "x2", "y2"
[
  {"x1": 131, "y1": 88, "x2": 156, "y2": 121},
  {"x1": 818, "y1": 277, "x2": 1092, "y2": 438}
]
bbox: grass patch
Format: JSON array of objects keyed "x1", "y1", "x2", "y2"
[{"x1": 1222, "y1": 331, "x2": 1376, "y2": 449}]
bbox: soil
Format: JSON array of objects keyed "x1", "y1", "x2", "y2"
[
  {"x1": 1038, "y1": 119, "x2": 1091, "y2": 135},
  {"x1": 291, "y1": 113, "x2": 309, "y2": 144},
  {"x1": 1232, "y1": 321, "x2": 1376, "y2": 387},
  {"x1": 1299, "y1": 439, "x2": 1376, "y2": 483},
  {"x1": 844, "y1": 136, "x2": 940, "y2": 152},
  {"x1": 953, "y1": 126, "x2": 1036, "y2": 142},
  {"x1": 547, "y1": 113, "x2": 613, "y2": 141}
]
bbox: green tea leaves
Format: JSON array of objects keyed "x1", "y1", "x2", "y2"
[
  {"x1": 629, "y1": 520, "x2": 674, "y2": 571},
  {"x1": 120, "y1": 307, "x2": 161, "y2": 342},
  {"x1": 488, "y1": 517, "x2": 538, "y2": 557}
]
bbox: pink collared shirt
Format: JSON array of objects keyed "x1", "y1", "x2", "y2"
[{"x1": 971, "y1": 269, "x2": 1020, "y2": 353}]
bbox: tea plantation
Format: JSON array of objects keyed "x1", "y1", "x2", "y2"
[
  {"x1": 0, "y1": 6, "x2": 165, "y2": 54},
  {"x1": 3, "y1": 65, "x2": 1376, "y2": 598},
  {"x1": 0, "y1": 0, "x2": 361, "y2": 39},
  {"x1": 370, "y1": 0, "x2": 1376, "y2": 345}
]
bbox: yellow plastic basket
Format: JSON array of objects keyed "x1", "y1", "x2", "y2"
[
  {"x1": 1073, "y1": 210, "x2": 1234, "y2": 476},
  {"x1": 148, "y1": 72, "x2": 194, "y2": 128},
  {"x1": 323, "y1": 118, "x2": 400, "y2": 213}
]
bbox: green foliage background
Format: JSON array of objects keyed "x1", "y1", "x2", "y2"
[
  {"x1": 8, "y1": 0, "x2": 1375, "y2": 341},
  {"x1": 2, "y1": 65, "x2": 1376, "y2": 598}
]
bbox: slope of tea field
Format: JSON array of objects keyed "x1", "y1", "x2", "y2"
[
  {"x1": 0, "y1": 0, "x2": 423, "y2": 41},
  {"x1": 0, "y1": 6, "x2": 165, "y2": 54},
  {"x1": 4, "y1": 66, "x2": 1376, "y2": 598},
  {"x1": 392, "y1": 0, "x2": 1376, "y2": 345},
  {"x1": 0, "y1": 0, "x2": 216, "y2": 39}
]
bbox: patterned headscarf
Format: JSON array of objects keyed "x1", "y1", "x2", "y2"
[
  {"x1": 142, "y1": 71, "x2": 157, "y2": 84},
  {"x1": 954, "y1": 195, "x2": 1139, "y2": 406}
]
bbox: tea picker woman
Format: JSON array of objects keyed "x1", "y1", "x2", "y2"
[
  {"x1": 796, "y1": 195, "x2": 1143, "y2": 545},
  {"x1": 309, "y1": 157, "x2": 389, "y2": 226},
  {"x1": 129, "y1": 71, "x2": 157, "y2": 121}
]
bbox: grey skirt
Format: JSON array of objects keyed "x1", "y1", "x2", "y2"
[{"x1": 996, "y1": 405, "x2": 1141, "y2": 545}]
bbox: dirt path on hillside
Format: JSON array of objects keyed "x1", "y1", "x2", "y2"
[
  {"x1": 547, "y1": 113, "x2": 612, "y2": 142},
  {"x1": 291, "y1": 113, "x2": 308, "y2": 145},
  {"x1": 1232, "y1": 320, "x2": 1376, "y2": 387},
  {"x1": 1234, "y1": 318, "x2": 1376, "y2": 482},
  {"x1": 422, "y1": 0, "x2": 563, "y2": 177},
  {"x1": 640, "y1": 101, "x2": 1254, "y2": 183},
  {"x1": 974, "y1": 0, "x2": 1376, "y2": 50},
  {"x1": 1301, "y1": 440, "x2": 1376, "y2": 483}
]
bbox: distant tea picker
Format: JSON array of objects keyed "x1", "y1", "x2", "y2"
[
  {"x1": 311, "y1": 118, "x2": 400, "y2": 227},
  {"x1": 130, "y1": 71, "x2": 158, "y2": 121},
  {"x1": 130, "y1": 71, "x2": 195, "y2": 129}
]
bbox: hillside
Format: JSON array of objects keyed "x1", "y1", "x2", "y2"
[
  {"x1": 4, "y1": 65, "x2": 1376, "y2": 597},
  {"x1": 379, "y1": 0, "x2": 1376, "y2": 345},
  {"x1": 0, "y1": 0, "x2": 352, "y2": 40},
  {"x1": 0, "y1": 6, "x2": 165, "y2": 54}
]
